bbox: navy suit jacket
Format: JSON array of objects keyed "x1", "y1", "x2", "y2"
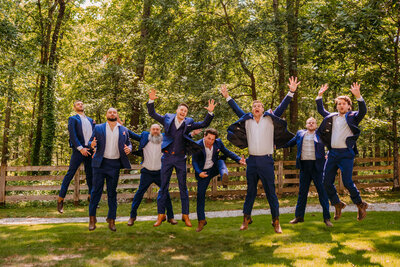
[
  {"x1": 226, "y1": 94, "x2": 295, "y2": 149},
  {"x1": 89, "y1": 123, "x2": 132, "y2": 169},
  {"x1": 283, "y1": 130, "x2": 326, "y2": 170},
  {"x1": 147, "y1": 102, "x2": 214, "y2": 155},
  {"x1": 316, "y1": 98, "x2": 367, "y2": 154},
  {"x1": 68, "y1": 114, "x2": 95, "y2": 150},
  {"x1": 192, "y1": 139, "x2": 241, "y2": 174}
]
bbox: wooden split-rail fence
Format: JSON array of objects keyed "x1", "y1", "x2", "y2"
[{"x1": 0, "y1": 157, "x2": 396, "y2": 204}]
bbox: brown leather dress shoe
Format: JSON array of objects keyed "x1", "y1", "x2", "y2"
[
  {"x1": 57, "y1": 197, "x2": 64, "y2": 214},
  {"x1": 89, "y1": 216, "x2": 96, "y2": 231},
  {"x1": 222, "y1": 173, "x2": 229, "y2": 186},
  {"x1": 167, "y1": 218, "x2": 178, "y2": 225},
  {"x1": 334, "y1": 201, "x2": 346, "y2": 220},
  {"x1": 240, "y1": 214, "x2": 253, "y2": 231},
  {"x1": 106, "y1": 218, "x2": 116, "y2": 232},
  {"x1": 289, "y1": 217, "x2": 304, "y2": 224},
  {"x1": 357, "y1": 201, "x2": 368, "y2": 221},
  {"x1": 324, "y1": 219, "x2": 333, "y2": 227},
  {"x1": 153, "y1": 214, "x2": 166, "y2": 227},
  {"x1": 272, "y1": 218, "x2": 282, "y2": 234},
  {"x1": 182, "y1": 214, "x2": 192, "y2": 227},
  {"x1": 196, "y1": 220, "x2": 207, "y2": 232},
  {"x1": 127, "y1": 217, "x2": 136, "y2": 226}
]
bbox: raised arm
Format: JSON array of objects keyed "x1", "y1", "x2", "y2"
[
  {"x1": 349, "y1": 82, "x2": 367, "y2": 123},
  {"x1": 147, "y1": 88, "x2": 165, "y2": 124},
  {"x1": 273, "y1": 76, "x2": 300, "y2": 117},
  {"x1": 220, "y1": 84, "x2": 246, "y2": 118},
  {"x1": 316, "y1": 84, "x2": 330, "y2": 118},
  {"x1": 187, "y1": 100, "x2": 216, "y2": 131}
]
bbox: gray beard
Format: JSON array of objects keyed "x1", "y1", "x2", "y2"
[{"x1": 149, "y1": 134, "x2": 163, "y2": 144}]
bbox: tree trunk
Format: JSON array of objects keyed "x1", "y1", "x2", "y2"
[
  {"x1": 286, "y1": 0, "x2": 299, "y2": 132},
  {"x1": 1, "y1": 60, "x2": 15, "y2": 166},
  {"x1": 31, "y1": 0, "x2": 57, "y2": 165},
  {"x1": 41, "y1": 0, "x2": 66, "y2": 165},
  {"x1": 392, "y1": 20, "x2": 400, "y2": 190}
]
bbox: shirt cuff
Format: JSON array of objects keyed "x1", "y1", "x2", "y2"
[
  {"x1": 287, "y1": 91, "x2": 294, "y2": 97},
  {"x1": 77, "y1": 146, "x2": 83, "y2": 151},
  {"x1": 208, "y1": 111, "x2": 214, "y2": 116},
  {"x1": 357, "y1": 96, "x2": 364, "y2": 101},
  {"x1": 226, "y1": 96, "x2": 232, "y2": 101},
  {"x1": 148, "y1": 99, "x2": 155, "y2": 103},
  {"x1": 315, "y1": 96, "x2": 322, "y2": 100}
]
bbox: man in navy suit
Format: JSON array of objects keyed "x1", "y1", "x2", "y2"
[
  {"x1": 283, "y1": 117, "x2": 332, "y2": 227},
  {"x1": 58, "y1": 100, "x2": 95, "y2": 213},
  {"x1": 88, "y1": 108, "x2": 132, "y2": 231},
  {"x1": 221, "y1": 77, "x2": 300, "y2": 233},
  {"x1": 316, "y1": 83, "x2": 368, "y2": 221},
  {"x1": 147, "y1": 89, "x2": 216, "y2": 227},
  {"x1": 126, "y1": 124, "x2": 177, "y2": 226},
  {"x1": 192, "y1": 128, "x2": 246, "y2": 232}
]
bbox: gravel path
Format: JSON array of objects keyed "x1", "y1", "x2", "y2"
[{"x1": 1, "y1": 202, "x2": 399, "y2": 225}]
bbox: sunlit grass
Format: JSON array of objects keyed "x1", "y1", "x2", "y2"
[{"x1": 0, "y1": 212, "x2": 399, "y2": 266}]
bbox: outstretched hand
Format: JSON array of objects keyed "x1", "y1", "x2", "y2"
[
  {"x1": 204, "y1": 99, "x2": 217, "y2": 113},
  {"x1": 288, "y1": 76, "x2": 301, "y2": 93},
  {"x1": 220, "y1": 84, "x2": 229, "y2": 98},
  {"x1": 350, "y1": 82, "x2": 361, "y2": 98},
  {"x1": 318, "y1": 84, "x2": 329, "y2": 97},
  {"x1": 149, "y1": 88, "x2": 158, "y2": 101}
]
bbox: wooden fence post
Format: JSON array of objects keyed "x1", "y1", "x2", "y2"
[
  {"x1": 73, "y1": 164, "x2": 81, "y2": 206},
  {"x1": 277, "y1": 161, "x2": 284, "y2": 195},
  {"x1": 0, "y1": 165, "x2": 6, "y2": 205},
  {"x1": 211, "y1": 176, "x2": 218, "y2": 197}
]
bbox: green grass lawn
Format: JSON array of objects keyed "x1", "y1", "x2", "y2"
[
  {"x1": 0, "y1": 211, "x2": 399, "y2": 266},
  {"x1": 0, "y1": 189, "x2": 399, "y2": 218}
]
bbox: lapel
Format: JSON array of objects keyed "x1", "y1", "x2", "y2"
[
  {"x1": 165, "y1": 114, "x2": 175, "y2": 133},
  {"x1": 101, "y1": 123, "x2": 107, "y2": 147},
  {"x1": 199, "y1": 139, "x2": 206, "y2": 159},
  {"x1": 298, "y1": 130, "x2": 306, "y2": 151},
  {"x1": 75, "y1": 114, "x2": 83, "y2": 136}
]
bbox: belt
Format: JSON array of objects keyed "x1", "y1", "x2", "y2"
[{"x1": 163, "y1": 150, "x2": 185, "y2": 155}]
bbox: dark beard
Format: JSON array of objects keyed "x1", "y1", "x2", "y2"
[
  {"x1": 149, "y1": 134, "x2": 163, "y2": 144},
  {"x1": 107, "y1": 117, "x2": 117, "y2": 122}
]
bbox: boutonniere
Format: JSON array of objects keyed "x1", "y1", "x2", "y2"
[{"x1": 217, "y1": 149, "x2": 220, "y2": 152}]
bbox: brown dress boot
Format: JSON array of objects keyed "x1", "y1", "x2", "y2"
[
  {"x1": 272, "y1": 218, "x2": 282, "y2": 234},
  {"x1": 324, "y1": 218, "x2": 333, "y2": 227},
  {"x1": 57, "y1": 197, "x2": 64, "y2": 214},
  {"x1": 240, "y1": 214, "x2": 253, "y2": 231},
  {"x1": 106, "y1": 218, "x2": 116, "y2": 232},
  {"x1": 182, "y1": 214, "x2": 192, "y2": 227},
  {"x1": 196, "y1": 220, "x2": 207, "y2": 232},
  {"x1": 289, "y1": 217, "x2": 304, "y2": 224},
  {"x1": 127, "y1": 217, "x2": 136, "y2": 226},
  {"x1": 167, "y1": 218, "x2": 178, "y2": 225},
  {"x1": 334, "y1": 201, "x2": 346, "y2": 220},
  {"x1": 153, "y1": 214, "x2": 166, "y2": 227},
  {"x1": 89, "y1": 216, "x2": 96, "y2": 231},
  {"x1": 357, "y1": 201, "x2": 368, "y2": 221}
]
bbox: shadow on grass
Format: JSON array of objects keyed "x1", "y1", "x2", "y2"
[{"x1": 0, "y1": 212, "x2": 399, "y2": 266}]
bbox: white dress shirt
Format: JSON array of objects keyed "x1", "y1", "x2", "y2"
[
  {"x1": 331, "y1": 115, "x2": 353, "y2": 148},
  {"x1": 301, "y1": 132, "x2": 316, "y2": 160},
  {"x1": 245, "y1": 116, "x2": 274, "y2": 156},
  {"x1": 174, "y1": 116, "x2": 184, "y2": 130},
  {"x1": 103, "y1": 122, "x2": 121, "y2": 159},
  {"x1": 77, "y1": 114, "x2": 92, "y2": 151},
  {"x1": 203, "y1": 142, "x2": 214, "y2": 170},
  {"x1": 142, "y1": 137, "x2": 163, "y2": 171}
]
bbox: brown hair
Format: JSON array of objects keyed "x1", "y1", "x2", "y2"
[
  {"x1": 73, "y1": 100, "x2": 83, "y2": 106},
  {"x1": 177, "y1": 103, "x2": 189, "y2": 110},
  {"x1": 204, "y1": 128, "x2": 219, "y2": 138},
  {"x1": 335, "y1": 96, "x2": 352, "y2": 110},
  {"x1": 252, "y1": 100, "x2": 264, "y2": 107}
]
